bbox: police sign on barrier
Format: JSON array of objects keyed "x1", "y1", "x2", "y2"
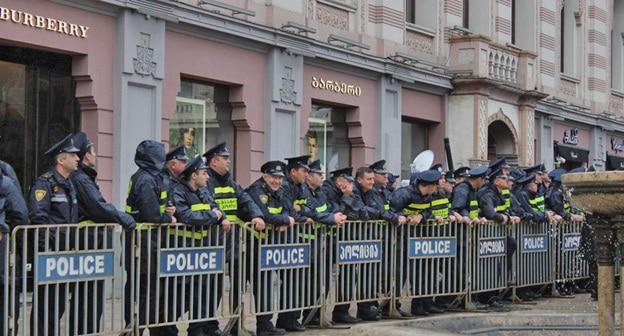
[
  {"x1": 562, "y1": 233, "x2": 581, "y2": 250},
  {"x1": 469, "y1": 222, "x2": 509, "y2": 296},
  {"x1": 521, "y1": 234, "x2": 549, "y2": 253},
  {"x1": 511, "y1": 221, "x2": 552, "y2": 293},
  {"x1": 554, "y1": 221, "x2": 590, "y2": 284},
  {"x1": 38, "y1": 251, "x2": 115, "y2": 283},
  {"x1": 159, "y1": 247, "x2": 225, "y2": 276},
  {"x1": 409, "y1": 238, "x2": 457, "y2": 259},
  {"x1": 337, "y1": 241, "x2": 383, "y2": 264},
  {"x1": 260, "y1": 244, "x2": 311, "y2": 270},
  {"x1": 478, "y1": 238, "x2": 506, "y2": 257}
]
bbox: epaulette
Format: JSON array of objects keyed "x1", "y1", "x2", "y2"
[{"x1": 40, "y1": 172, "x2": 53, "y2": 180}]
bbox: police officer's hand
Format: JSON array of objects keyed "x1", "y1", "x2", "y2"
[
  {"x1": 435, "y1": 216, "x2": 445, "y2": 224},
  {"x1": 461, "y1": 216, "x2": 470, "y2": 224},
  {"x1": 288, "y1": 216, "x2": 296, "y2": 228},
  {"x1": 553, "y1": 214, "x2": 563, "y2": 223},
  {"x1": 571, "y1": 214, "x2": 583, "y2": 222},
  {"x1": 510, "y1": 216, "x2": 521, "y2": 225},
  {"x1": 305, "y1": 218, "x2": 315, "y2": 225},
  {"x1": 221, "y1": 219, "x2": 232, "y2": 233},
  {"x1": 251, "y1": 217, "x2": 266, "y2": 231},
  {"x1": 294, "y1": 204, "x2": 302, "y2": 212},
  {"x1": 408, "y1": 214, "x2": 423, "y2": 225},
  {"x1": 479, "y1": 217, "x2": 488, "y2": 224},
  {"x1": 397, "y1": 215, "x2": 407, "y2": 226},
  {"x1": 170, "y1": 216, "x2": 177, "y2": 224},
  {"x1": 471, "y1": 217, "x2": 481, "y2": 225},
  {"x1": 165, "y1": 206, "x2": 176, "y2": 217},
  {"x1": 212, "y1": 208, "x2": 223, "y2": 221},
  {"x1": 501, "y1": 214, "x2": 509, "y2": 225},
  {"x1": 334, "y1": 213, "x2": 347, "y2": 225}
]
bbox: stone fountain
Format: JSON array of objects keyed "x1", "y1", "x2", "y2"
[{"x1": 562, "y1": 171, "x2": 624, "y2": 336}]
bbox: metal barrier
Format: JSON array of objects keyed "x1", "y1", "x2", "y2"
[
  {"x1": 325, "y1": 220, "x2": 392, "y2": 312},
  {"x1": 396, "y1": 220, "x2": 466, "y2": 303},
  {"x1": 242, "y1": 223, "x2": 323, "y2": 324},
  {"x1": 1, "y1": 231, "x2": 10, "y2": 336},
  {"x1": 467, "y1": 222, "x2": 510, "y2": 298},
  {"x1": 553, "y1": 220, "x2": 590, "y2": 284},
  {"x1": 10, "y1": 223, "x2": 126, "y2": 336},
  {"x1": 511, "y1": 221, "x2": 552, "y2": 290},
  {"x1": 132, "y1": 223, "x2": 240, "y2": 333}
]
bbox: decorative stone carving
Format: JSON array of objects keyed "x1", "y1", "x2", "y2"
[
  {"x1": 405, "y1": 30, "x2": 434, "y2": 55},
  {"x1": 526, "y1": 109, "x2": 535, "y2": 162},
  {"x1": 279, "y1": 66, "x2": 297, "y2": 105},
  {"x1": 560, "y1": 77, "x2": 577, "y2": 97},
  {"x1": 316, "y1": 2, "x2": 348, "y2": 31},
  {"x1": 609, "y1": 94, "x2": 624, "y2": 115},
  {"x1": 133, "y1": 32, "x2": 156, "y2": 77},
  {"x1": 478, "y1": 99, "x2": 488, "y2": 159}
]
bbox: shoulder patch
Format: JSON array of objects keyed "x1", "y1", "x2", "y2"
[
  {"x1": 259, "y1": 194, "x2": 268, "y2": 204},
  {"x1": 35, "y1": 190, "x2": 47, "y2": 202},
  {"x1": 41, "y1": 172, "x2": 53, "y2": 180}
]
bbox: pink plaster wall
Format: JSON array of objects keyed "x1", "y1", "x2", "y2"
[
  {"x1": 0, "y1": 0, "x2": 115, "y2": 198},
  {"x1": 401, "y1": 88, "x2": 445, "y2": 165},
  {"x1": 163, "y1": 30, "x2": 266, "y2": 187},
  {"x1": 302, "y1": 65, "x2": 378, "y2": 168},
  {"x1": 552, "y1": 122, "x2": 590, "y2": 149}
]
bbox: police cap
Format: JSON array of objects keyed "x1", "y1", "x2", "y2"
[
  {"x1": 523, "y1": 164, "x2": 544, "y2": 176},
  {"x1": 369, "y1": 160, "x2": 388, "y2": 174},
  {"x1": 489, "y1": 157, "x2": 509, "y2": 171},
  {"x1": 203, "y1": 142, "x2": 231, "y2": 161},
  {"x1": 261, "y1": 160, "x2": 286, "y2": 177},
  {"x1": 44, "y1": 134, "x2": 80, "y2": 157},
  {"x1": 444, "y1": 171, "x2": 456, "y2": 183},
  {"x1": 454, "y1": 166, "x2": 470, "y2": 178},
  {"x1": 488, "y1": 168, "x2": 508, "y2": 180},
  {"x1": 468, "y1": 165, "x2": 489, "y2": 178},
  {"x1": 418, "y1": 169, "x2": 441, "y2": 184},
  {"x1": 430, "y1": 163, "x2": 444, "y2": 173},
  {"x1": 516, "y1": 175, "x2": 536, "y2": 186},
  {"x1": 330, "y1": 167, "x2": 354, "y2": 182},
  {"x1": 388, "y1": 173, "x2": 399, "y2": 185},
  {"x1": 509, "y1": 168, "x2": 526, "y2": 181},
  {"x1": 308, "y1": 159, "x2": 323, "y2": 173},
  {"x1": 285, "y1": 155, "x2": 310, "y2": 171},
  {"x1": 181, "y1": 156, "x2": 207, "y2": 180},
  {"x1": 71, "y1": 132, "x2": 94, "y2": 160},
  {"x1": 166, "y1": 146, "x2": 188, "y2": 162},
  {"x1": 548, "y1": 168, "x2": 567, "y2": 180}
]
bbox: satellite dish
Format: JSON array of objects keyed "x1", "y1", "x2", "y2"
[{"x1": 411, "y1": 150, "x2": 434, "y2": 173}]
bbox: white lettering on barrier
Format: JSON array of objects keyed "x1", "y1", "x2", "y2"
[
  {"x1": 166, "y1": 252, "x2": 217, "y2": 272},
  {"x1": 264, "y1": 248, "x2": 305, "y2": 266},
  {"x1": 479, "y1": 239, "x2": 505, "y2": 256},
  {"x1": 45, "y1": 255, "x2": 105, "y2": 278},
  {"x1": 413, "y1": 240, "x2": 451, "y2": 255},
  {"x1": 563, "y1": 235, "x2": 581, "y2": 250},
  {"x1": 338, "y1": 243, "x2": 380, "y2": 261},
  {"x1": 522, "y1": 236, "x2": 547, "y2": 251}
]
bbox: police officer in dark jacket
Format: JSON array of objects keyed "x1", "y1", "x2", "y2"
[
  {"x1": 124, "y1": 140, "x2": 177, "y2": 335},
  {"x1": 0, "y1": 159, "x2": 20, "y2": 191},
  {"x1": 245, "y1": 160, "x2": 293, "y2": 336},
  {"x1": 69, "y1": 132, "x2": 135, "y2": 334},
  {"x1": 162, "y1": 145, "x2": 188, "y2": 192},
  {"x1": 0, "y1": 162, "x2": 29, "y2": 335},
  {"x1": 172, "y1": 156, "x2": 229, "y2": 336},
  {"x1": 323, "y1": 168, "x2": 368, "y2": 221},
  {"x1": 302, "y1": 160, "x2": 346, "y2": 226},
  {"x1": 28, "y1": 134, "x2": 81, "y2": 336},
  {"x1": 451, "y1": 165, "x2": 488, "y2": 224},
  {"x1": 514, "y1": 175, "x2": 548, "y2": 223},
  {"x1": 283, "y1": 155, "x2": 313, "y2": 224}
]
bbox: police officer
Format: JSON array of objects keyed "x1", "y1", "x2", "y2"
[
  {"x1": 477, "y1": 168, "x2": 520, "y2": 310},
  {"x1": 69, "y1": 132, "x2": 135, "y2": 334},
  {"x1": 172, "y1": 156, "x2": 229, "y2": 336},
  {"x1": 245, "y1": 160, "x2": 293, "y2": 336},
  {"x1": 524, "y1": 164, "x2": 548, "y2": 196},
  {"x1": 124, "y1": 140, "x2": 177, "y2": 335},
  {"x1": 322, "y1": 167, "x2": 367, "y2": 324},
  {"x1": 28, "y1": 134, "x2": 81, "y2": 336},
  {"x1": 453, "y1": 167, "x2": 470, "y2": 185},
  {"x1": 489, "y1": 158, "x2": 511, "y2": 211},
  {"x1": 451, "y1": 165, "x2": 488, "y2": 225},
  {"x1": 202, "y1": 143, "x2": 265, "y2": 335},
  {"x1": 283, "y1": 155, "x2": 313, "y2": 224},
  {"x1": 514, "y1": 175, "x2": 549, "y2": 223},
  {"x1": 546, "y1": 169, "x2": 583, "y2": 223},
  {"x1": 0, "y1": 161, "x2": 29, "y2": 335},
  {"x1": 390, "y1": 169, "x2": 441, "y2": 316},
  {"x1": 0, "y1": 159, "x2": 20, "y2": 191},
  {"x1": 162, "y1": 145, "x2": 188, "y2": 186}
]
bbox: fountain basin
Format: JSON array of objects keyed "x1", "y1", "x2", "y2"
[{"x1": 561, "y1": 171, "x2": 624, "y2": 217}]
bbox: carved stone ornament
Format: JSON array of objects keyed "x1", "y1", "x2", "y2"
[{"x1": 133, "y1": 32, "x2": 156, "y2": 77}]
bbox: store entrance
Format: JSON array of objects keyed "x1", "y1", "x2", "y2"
[{"x1": 0, "y1": 46, "x2": 80, "y2": 193}]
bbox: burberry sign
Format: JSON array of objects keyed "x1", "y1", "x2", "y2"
[{"x1": 0, "y1": 6, "x2": 89, "y2": 38}]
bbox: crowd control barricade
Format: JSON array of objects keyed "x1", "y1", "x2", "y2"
[
  {"x1": 324, "y1": 220, "x2": 392, "y2": 314},
  {"x1": 10, "y1": 223, "x2": 126, "y2": 336},
  {"x1": 467, "y1": 221, "x2": 509, "y2": 305},
  {"x1": 242, "y1": 222, "x2": 323, "y2": 325},
  {"x1": 132, "y1": 223, "x2": 240, "y2": 333},
  {"x1": 1, "y1": 230, "x2": 9, "y2": 336},
  {"x1": 511, "y1": 221, "x2": 552, "y2": 293},
  {"x1": 553, "y1": 221, "x2": 590, "y2": 286},
  {"x1": 396, "y1": 219, "x2": 466, "y2": 305}
]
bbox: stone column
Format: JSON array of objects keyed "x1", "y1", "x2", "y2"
[
  {"x1": 593, "y1": 217, "x2": 615, "y2": 336},
  {"x1": 613, "y1": 216, "x2": 624, "y2": 336}
]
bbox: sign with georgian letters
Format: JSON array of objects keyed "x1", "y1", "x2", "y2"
[{"x1": 562, "y1": 128, "x2": 579, "y2": 145}]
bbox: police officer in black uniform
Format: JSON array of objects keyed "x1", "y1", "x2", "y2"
[
  {"x1": 124, "y1": 140, "x2": 177, "y2": 335},
  {"x1": 514, "y1": 175, "x2": 549, "y2": 223},
  {"x1": 162, "y1": 145, "x2": 188, "y2": 189},
  {"x1": 28, "y1": 134, "x2": 81, "y2": 336},
  {"x1": 172, "y1": 156, "x2": 230, "y2": 336},
  {"x1": 453, "y1": 167, "x2": 470, "y2": 185},
  {"x1": 0, "y1": 161, "x2": 29, "y2": 334},
  {"x1": 246, "y1": 160, "x2": 294, "y2": 336},
  {"x1": 451, "y1": 165, "x2": 488, "y2": 225},
  {"x1": 0, "y1": 159, "x2": 20, "y2": 191},
  {"x1": 70, "y1": 132, "x2": 135, "y2": 334},
  {"x1": 202, "y1": 143, "x2": 266, "y2": 335}
]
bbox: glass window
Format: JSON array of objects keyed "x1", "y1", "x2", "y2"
[
  {"x1": 307, "y1": 104, "x2": 350, "y2": 175},
  {"x1": 170, "y1": 79, "x2": 233, "y2": 160},
  {"x1": 0, "y1": 46, "x2": 79, "y2": 193},
  {"x1": 401, "y1": 119, "x2": 428, "y2": 179}
]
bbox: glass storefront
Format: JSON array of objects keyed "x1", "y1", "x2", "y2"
[
  {"x1": 307, "y1": 104, "x2": 350, "y2": 174},
  {"x1": 401, "y1": 119, "x2": 429, "y2": 179},
  {"x1": 0, "y1": 46, "x2": 79, "y2": 193},
  {"x1": 170, "y1": 79, "x2": 233, "y2": 160}
]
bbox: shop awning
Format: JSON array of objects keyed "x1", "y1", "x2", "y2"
[
  {"x1": 555, "y1": 144, "x2": 589, "y2": 163},
  {"x1": 607, "y1": 155, "x2": 624, "y2": 170}
]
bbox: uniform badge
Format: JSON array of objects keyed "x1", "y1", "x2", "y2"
[
  {"x1": 53, "y1": 185, "x2": 59, "y2": 193},
  {"x1": 35, "y1": 190, "x2": 47, "y2": 202},
  {"x1": 259, "y1": 194, "x2": 268, "y2": 204}
]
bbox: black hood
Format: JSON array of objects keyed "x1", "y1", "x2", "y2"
[{"x1": 134, "y1": 140, "x2": 165, "y2": 174}]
